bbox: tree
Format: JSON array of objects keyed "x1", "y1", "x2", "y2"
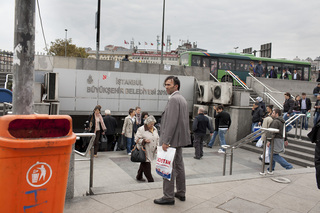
[{"x1": 48, "y1": 38, "x2": 88, "y2": 58}]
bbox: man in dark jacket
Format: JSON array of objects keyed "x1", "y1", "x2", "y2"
[
  {"x1": 267, "y1": 109, "x2": 293, "y2": 172},
  {"x1": 213, "y1": 105, "x2": 231, "y2": 153},
  {"x1": 283, "y1": 92, "x2": 294, "y2": 132},
  {"x1": 268, "y1": 66, "x2": 277, "y2": 78},
  {"x1": 313, "y1": 83, "x2": 320, "y2": 97},
  {"x1": 255, "y1": 61, "x2": 264, "y2": 77},
  {"x1": 251, "y1": 102, "x2": 263, "y2": 132},
  {"x1": 103, "y1": 109, "x2": 118, "y2": 151},
  {"x1": 300, "y1": 93, "x2": 312, "y2": 130},
  {"x1": 192, "y1": 108, "x2": 213, "y2": 159},
  {"x1": 308, "y1": 119, "x2": 320, "y2": 189}
]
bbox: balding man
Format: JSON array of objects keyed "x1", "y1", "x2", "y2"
[{"x1": 192, "y1": 108, "x2": 213, "y2": 159}]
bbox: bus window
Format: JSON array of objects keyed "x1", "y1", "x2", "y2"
[
  {"x1": 191, "y1": 56, "x2": 201, "y2": 66},
  {"x1": 180, "y1": 53, "x2": 189, "y2": 66},
  {"x1": 236, "y1": 60, "x2": 250, "y2": 71},
  {"x1": 283, "y1": 64, "x2": 294, "y2": 75},
  {"x1": 210, "y1": 59, "x2": 218, "y2": 77},
  {"x1": 303, "y1": 67, "x2": 309, "y2": 81},
  {"x1": 203, "y1": 58, "x2": 210, "y2": 68},
  {"x1": 266, "y1": 63, "x2": 281, "y2": 77},
  {"x1": 219, "y1": 58, "x2": 235, "y2": 70}
]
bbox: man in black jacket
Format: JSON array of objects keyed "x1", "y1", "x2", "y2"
[
  {"x1": 283, "y1": 92, "x2": 294, "y2": 132},
  {"x1": 213, "y1": 105, "x2": 231, "y2": 153},
  {"x1": 103, "y1": 109, "x2": 118, "y2": 151},
  {"x1": 313, "y1": 83, "x2": 320, "y2": 97},
  {"x1": 300, "y1": 93, "x2": 312, "y2": 130},
  {"x1": 192, "y1": 108, "x2": 213, "y2": 159},
  {"x1": 251, "y1": 102, "x2": 263, "y2": 132}
]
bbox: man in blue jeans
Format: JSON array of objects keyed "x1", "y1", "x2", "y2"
[
  {"x1": 267, "y1": 109, "x2": 293, "y2": 172},
  {"x1": 211, "y1": 105, "x2": 231, "y2": 153},
  {"x1": 299, "y1": 93, "x2": 311, "y2": 130}
]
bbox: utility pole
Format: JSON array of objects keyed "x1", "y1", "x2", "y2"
[
  {"x1": 12, "y1": 0, "x2": 35, "y2": 114},
  {"x1": 96, "y1": 0, "x2": 101, "y2": 60},
  {"x1": 160, "y1": 0, "x2": 165, "y2": 64},
  {"x1": 65, "y1": 29, "x2": 68, "y2": 57}
]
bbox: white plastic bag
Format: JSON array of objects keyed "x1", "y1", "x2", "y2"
[
  {"x1": 256, "y1": 138, "x2": 263, "y2": 147},
  {"x1": 260, "y1": 146, "x2": 270, "y2": 163},
  {"x1": 155, "y1": 146, "x2": 176, "y2": 181}
]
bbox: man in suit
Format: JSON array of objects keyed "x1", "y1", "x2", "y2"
[
  {"x1": 154, "y1": 76, "x2": 191, "y2": 205},
  {"x1": 281, "y1": 69, "x2": 289, "y2": 80},
  {"x1": 103, "y1": 109, "x2": 118, "y2": 151},
  {"x1": 299, "y1": 93, "x2": 311, "y2": 130}
]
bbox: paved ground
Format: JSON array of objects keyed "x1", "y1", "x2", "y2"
[{"x1": 64, "y1": 143, "x2": 320, "y2": 213}]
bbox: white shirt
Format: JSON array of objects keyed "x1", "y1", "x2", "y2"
[{"x1": 169, "y1": 90, "x2": 179, "y2": 99}]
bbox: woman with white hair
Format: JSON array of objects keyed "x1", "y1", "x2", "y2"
[{"x1": 135, "y1": 115, "x2": 159, "y2": 182}]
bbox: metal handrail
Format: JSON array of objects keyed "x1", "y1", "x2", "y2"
[
  {"x1": 210, "y1": 73, "x2": 219, "y2": 82},
  {"x1": 264, "y1": 92, "x2": 283, "y2": 110},
  {"x1": 222, "y1": 128, "x2": 279, "y2": 176},
  {"x1": 225, "y1": 70, "x2": 255, "y2": 102},
  {"x1": 2, "y1": 102, "x2": 13, "y2": 115},
  {"x1": 74, "y1": 132, "x2": 96, "y2": 195},
  {"x1": 285, "y1": 113, "x2": 306, "y2": 139},
  {"x1": 248, "y1": 73, "x2": 273, "y2": 93},
  {"x1": 226, "y1": 70, "x2": 250, "y2": 90}
]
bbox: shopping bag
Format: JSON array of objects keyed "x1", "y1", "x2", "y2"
[
  {"x1": 256, "y1": 138, "x2": 263, "y2": 147},
  {"x1": 155, "y1": 146, "x2": 176, "y2": 181},
  {"x1": 253, "y1": 125, "x2": 262, "y2": 141}
]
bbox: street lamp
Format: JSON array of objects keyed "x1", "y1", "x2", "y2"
[
  {"x1": 65, "y1": 29, "x2": 68, "y2": 57},
  {"x1": 234, "y1": 47, "x2": 239, "y2": 53},
  {"x1": 160, "y1": 0, "x2": 165, "y2": 64}
]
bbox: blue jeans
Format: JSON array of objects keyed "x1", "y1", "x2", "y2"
[
  {"x1": 126, "y1": 137, "x2": 135, "y2": 154},
  {"x1": 268, "y1": 147, "x2": 293, "y2": 171},
  {"x1": 218, "y1": 129, "x2": 227, "y2": 151},
  {"x1": 251, "y1": 122, "x2": 259, "y2": 133},
  {"x1": 208, "y1": 131, "x2": 218, "y2": 147},
  {"x1": 301, "y1": 109, "x2": 309, "y2": 130},
  {"x1": 292, "y1": 112, "x2": 300, "y2": 127},
  {"x1": 314, "y1": 112, "x2": 320, "y2": 126},
  {"x1": 283, "y1": 113, "x2": 293, "y2": 132}
]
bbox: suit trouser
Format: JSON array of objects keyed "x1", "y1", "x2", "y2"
[
  {"x1": 163, "y1": 147, "x2": 186, "y2": 200},
  {"x1": 315, "y1": 141, "x2": 320, "y2": 189},
  {"x1": 193, "y1": 133, "x2": 205, "y2": 158},
  {"x1": 106, "y1": 135, "x2": 115, "y2": 151}
]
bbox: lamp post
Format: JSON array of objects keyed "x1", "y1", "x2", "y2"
[
  {"x1": 65, "y1": 29, "x2": 68, "y2": 57},
  {"x1": 160, "y1": 0, "x2": 165, "y2": 64},
  {"x1": 234, "y1": 47, "x2": 239, "y2": 53}
]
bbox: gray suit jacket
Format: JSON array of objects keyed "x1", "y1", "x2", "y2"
[{"x1": 160, "y1": 91, "x2": 191, "y2": 147}]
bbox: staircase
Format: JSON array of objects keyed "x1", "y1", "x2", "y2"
[
  {"x1": 233, "y1": 86, "x2": 258, "y2": 105},
  {"x1": 240, "y1": 134, "x2": 315, "y2": 168}
]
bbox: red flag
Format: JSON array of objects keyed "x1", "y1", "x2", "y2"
[
  {"x1": 145, "y1": 42, "x2": 148, "y2": 45},
  {"x1": 124, "y1": 40, "x2": 127, "y2": 44},
  {"x1": 163, "y1": 42, "x2": 165, "y2": 46},
  {"x1": 151, "y1": 43, "x2": 154, "y2": 46}
]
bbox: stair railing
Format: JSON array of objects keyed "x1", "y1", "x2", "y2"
[
  {"x1": 285, "y1": 113, "x2": 306, "y2": 139},
  {"x1": 210, "y1": 73, "x2": 219, "y2": 82},
  {"x1": 222, "y1": 128, "x2": 279, "y2": 176},
  {"x1": 263, "y1": 92, "x2": 283, "y2": 110},
  {"x1": 225, "y1": 70, "x2": 255, "y2": 102}
]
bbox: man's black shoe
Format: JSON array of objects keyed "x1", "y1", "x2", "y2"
[
  {"x1": 194, "y1": 156, "x2": 201, "y2": 160},
  {"x1": 154, "y1": 198, "x2": 175, "y2": 205},
  {"x1": 136, "y1": 178, "x2": 146, "y2": 182},
  {"x1": 175, "y1": 193, "x2": 186, "y2": 201}
]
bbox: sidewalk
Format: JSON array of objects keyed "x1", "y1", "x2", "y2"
[{"x1": 64, "y1": 147, "x2": 320, "y2": 213}]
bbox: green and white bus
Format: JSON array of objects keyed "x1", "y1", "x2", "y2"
[{"x1": 180, "y1": 51, "x2": 311, "y2": 83}]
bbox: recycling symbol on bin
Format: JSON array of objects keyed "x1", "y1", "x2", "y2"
[{"x1": 26, "y1": 162, "x2": 52, "y2": 187}]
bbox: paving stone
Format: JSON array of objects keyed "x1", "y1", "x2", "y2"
[
  {"x1": 184, "y1": 200, "x2": 228, "y2": 213},
  {"x1": 64, "y1": 196, "x2": 115, "y2": 213},
  {"x1": 309, "y1": 202, "x2": 320, "y2": 213},
  {"x1": 218, "y1": 197, "x2": 271, "y2": 213}
]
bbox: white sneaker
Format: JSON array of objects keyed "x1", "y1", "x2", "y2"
[
  {"x1": 128, "y1": 153, "x2": 131, "y2": 156},
  {"x1": 218, "y1": 149, "x2": 225, "y2": 154}
]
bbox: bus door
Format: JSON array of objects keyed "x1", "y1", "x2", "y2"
[
  {"x1": 266, "y1": 63, "x2": 281, "y2": 78},
  {"x1": 210, "y1": 59, "x2": 218, "y2": 79},
  {"x1": 283, "y1": 64, "x2": 295, "y2": 77},
  {"x1": 302, "y1": 66, "x2": 310, "y2": 81}
]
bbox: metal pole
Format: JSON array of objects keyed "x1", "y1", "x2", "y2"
[
  {"x1": 12, "y1": 0, "x2": 35, "y2": 115},
  {"x1": 268, "y1": 137, "x2": 275, "y2": 174},
  {"x1": 295, "y1": 118, "x2": 298, "y2": 138},
  {"x1": 160, "y1": 0, "x2": 165, "y2": 64},
  {"x1": 223, "y1": 152, "x2": 227, "y2": 176},
  {"x1": 96, "y1": 0, "x2": 101, "y2": 60},
  {"x1": 261, "y1": 137, "x2": 267, "y2": 174},
  {"x1": 65, "y1": 29, "x2": 67, "y2": 57},
  {"x1": 229, "y1": 149, "x2": 234, "y2": 175},
  {"x1": 88, "y1": 145, "x2": 94, "y2": 195},
  {"x1": 299, "y1": 116, "x2": 303, "y2": 140}
]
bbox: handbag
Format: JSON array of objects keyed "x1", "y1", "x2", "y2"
[
  {"x1": 100, "y1": 134, "x2": 108, "y2": 143},
  {"x1": 131, "y1": 145, "x2": 146, "y2": 162}
]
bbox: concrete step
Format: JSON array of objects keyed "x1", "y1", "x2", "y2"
[
  {"x1": 287, "y1": 136, "x2": 315, "y2": 149},
  {"x1": 240, "y1": 143, "x2": 314, "y2": 168},
  {"x1": 286, "y1": 142, "x2": 315, "y2": 155}
]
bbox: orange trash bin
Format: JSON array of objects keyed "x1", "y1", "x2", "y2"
[{"x1": 0, "y1": 114, "x2": 76, "y2": 213}]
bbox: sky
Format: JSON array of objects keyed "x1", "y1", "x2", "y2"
[{"x1": 1, "y1": 0, "x2": 320, "y2": 60}]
